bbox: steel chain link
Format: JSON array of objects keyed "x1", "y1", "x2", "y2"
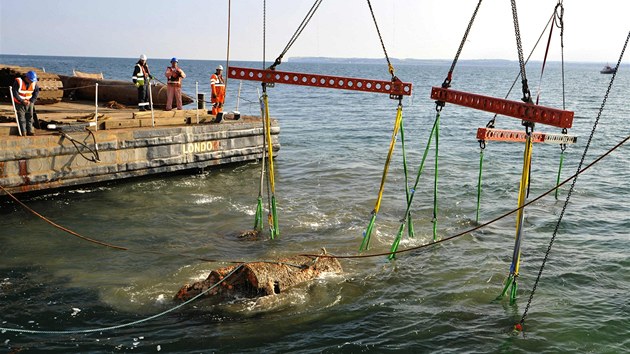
[{"x1": 520, "y1": 30, "x2": 630, "y2": 330}]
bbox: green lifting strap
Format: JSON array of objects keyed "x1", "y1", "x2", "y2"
[
  {"x1": 262, "y1": 90, "x2": 279, "y2": 239},
  {"x1": 555, "y1": 150, "x2": 565, "y2": 200},
  {"x1": 499, "y1": 273, "x2": 518, "y2": 305},
  {"x1": 270, "y1": 195, "x2": 279, "y2": 238},
  {"x1": 254, "y1": 92, "x2": 267, "y2": 232},
  {"x1": 388, "y1": 114, "x2": 439, "y2": 260},
  {"x1": 254, "y1": 196, "x2": 264, "y2": 231},
  {"x1": 432, "y1": 114, "x2": 440, "y2": 241},
  {"x1": 475, "y1": 148, "x2": 485, "y2": 223},
  {"x1": 399, "y1": 117, "x2": 415, "y2": 239}
]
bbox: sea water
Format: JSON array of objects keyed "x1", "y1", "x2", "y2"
[{"x1": 0, "y1": 55, "x2": 629, "y2": 353}]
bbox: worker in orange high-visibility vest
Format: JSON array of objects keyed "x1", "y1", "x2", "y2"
[
  {"x1": 12, "y1": 71, "x2": 39, "y2": 136},
  {"x1": 210, "y1": 65, "x2": 225, "y2": 115}
]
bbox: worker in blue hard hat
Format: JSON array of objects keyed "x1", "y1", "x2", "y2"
[
  {"x1": 12, "y1": 70, "x2": 39, "y2": 136},
  {"x1": 165, "y1": 57, "x2": 186, "y2": 110},
  {"x1": 132, "y1": 54, "x2": 153, "y2": 111}
]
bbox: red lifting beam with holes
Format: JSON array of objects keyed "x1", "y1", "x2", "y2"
[
  {"x1": 228, "y1": 66, "x2": 413, "y2": 96},
  {"x1": 476, "y1": 127, "x2": 578, "y2": 144},
  {"x1": 431, "y1": 87, "x2": 574, "y2": 129}
]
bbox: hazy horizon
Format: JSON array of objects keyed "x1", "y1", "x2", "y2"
[{"x1": 1, "y1": 0, "x2": 628, "y2": 64}]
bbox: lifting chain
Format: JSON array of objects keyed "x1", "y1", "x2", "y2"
[
  {"x1": 510, "y1": 0, "x2": 532, "y2": 103},
  {"x1": 442, "y1": 0, "x2": 483, "y2": 88},
  {"x1": 262, "y1": 0, "x2": 266, "y2": 69},
  {"x1": 269, "y1": 0, "x2": 323, "y2": 71},
  {"x1": 367, "y1": 0, "x2": 395, "y2": 79},
  {"x1": 519, "y1": 30, "x2": 630, "y2": 333},
  {"x1": 487, "y1": 6, "x2": 558, "y2": 129},
  {"x1": 555, "y1": 1, "x2": 566, "y2": 111}
]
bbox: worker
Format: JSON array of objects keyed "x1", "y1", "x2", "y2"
[
  {"x1": 132, "y1": 54, "x2": 153, "y2": 111},
  {"x1": 165, "y1": 57, "x2": 186, "y2": 111},
  {"x1": 210, "y1": 65, "x2": 226, "y2": 115},
  {"x1": 12, "y1": 70, "x2": 39, "y2": 136}
]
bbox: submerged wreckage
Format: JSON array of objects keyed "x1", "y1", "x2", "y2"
[{"x1": 175, "y1": 254, "x2": 343, "y2": 302}]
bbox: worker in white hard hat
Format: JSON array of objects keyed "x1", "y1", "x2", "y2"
[
  {"x1": 210, "y1": 65, "x2": 225, "y2": 116},
  {"x1": 132, "y1": 54, "x2": 153, "y2": 111}
]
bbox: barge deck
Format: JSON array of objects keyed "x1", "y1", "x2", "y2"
[{"x1": 0, "y1": 101, "x2": 279, "y2": 195}]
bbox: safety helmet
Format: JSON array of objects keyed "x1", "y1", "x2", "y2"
[
  {"x1": 171, "y1": 57, "x2": 178, "y2": 63},
  {"x1": 216, "y1": 65, "x2": 223, "y2": 71},
  {"x1": 140, "y1": 54, "x2": 147, "y2": 61},
  {"x1": 25, "y1": 71, "x2": 38, "y2": 82}
]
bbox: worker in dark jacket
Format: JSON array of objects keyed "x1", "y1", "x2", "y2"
[
  {"x1": 132, "y1": 54, "x2": 153, "y2": 111},
  {"x1": 12, "y1": 70, "x2": 39, "y2": 136}
]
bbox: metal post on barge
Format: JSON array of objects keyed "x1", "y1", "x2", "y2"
[
  {"x1": 195, "y1": 81, "x2": 200, "y2": 124},
  {"x1": 149, "y1": 78, "x2": 155, "y2": 127},
  {"x1": 8, "y1": 88, "x2": 23, "y2": 136},
  {"x1": 95, "y1": 83, "x2": 99, "y2": 131}
]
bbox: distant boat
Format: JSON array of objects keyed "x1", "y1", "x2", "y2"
[{"x1": 600, "y1": 64, "x2": 616, "y2": 74}]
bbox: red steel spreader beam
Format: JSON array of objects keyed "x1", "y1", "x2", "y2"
[
  {"x1": 431, "y1": 87, "x2": 574, "y2": 129},
  {"x1": 476, "y1": 127, "x2": 577, "y2": 144},
  {"x1": 228, "y1": 67, "x2": 412, "y2": 96}
]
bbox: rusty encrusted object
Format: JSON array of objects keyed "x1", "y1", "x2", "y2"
[{"x1": 174, "y1": 253, "x2": 342, "y2": 302}]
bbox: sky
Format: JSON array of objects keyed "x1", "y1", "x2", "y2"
[{"x1": 0, "y1": 0, "x2": 628, "y2": 63}]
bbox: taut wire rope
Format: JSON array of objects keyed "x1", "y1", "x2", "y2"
[
  {"x1": 1, "y1": 131, "x2": 628, "y2": 262},
  {"x1": 303, "y1": 132, "x2": 630, "y2": 260}
]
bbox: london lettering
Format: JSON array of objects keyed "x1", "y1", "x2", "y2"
[{"x1": 182, "y1": 141, "x2": 217, "y2": 154}]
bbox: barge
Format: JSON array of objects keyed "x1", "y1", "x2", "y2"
[{"x1": 0, "y1": 100, "x2": 279, "y2": 195}]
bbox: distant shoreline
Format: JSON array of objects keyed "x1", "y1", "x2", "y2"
[{"x1": 0, "y1": 53, "x2": 619, "y2": 66}]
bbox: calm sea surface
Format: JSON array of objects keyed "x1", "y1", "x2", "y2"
[{"x1": 1, "y1": 55, "x2": 629, "y2": 353}]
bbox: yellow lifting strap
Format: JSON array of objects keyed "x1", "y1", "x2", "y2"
[
  {"x1": 373, "y1": 104, "x2": 403, "y2": 214},
  {"x1": 513, "y1": 134, "x2": 533, "y2": 276},
  {"x1": 263, "y1": 93, "x2": 276, "y2": 193}
]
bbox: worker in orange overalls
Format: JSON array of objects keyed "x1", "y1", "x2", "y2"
[
  {"x1": 210, "y1": 65, "x2": 225, "y2": 115},
  {"x1": 165, "y1": 57, "x2": 186, "y2": 111}
]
